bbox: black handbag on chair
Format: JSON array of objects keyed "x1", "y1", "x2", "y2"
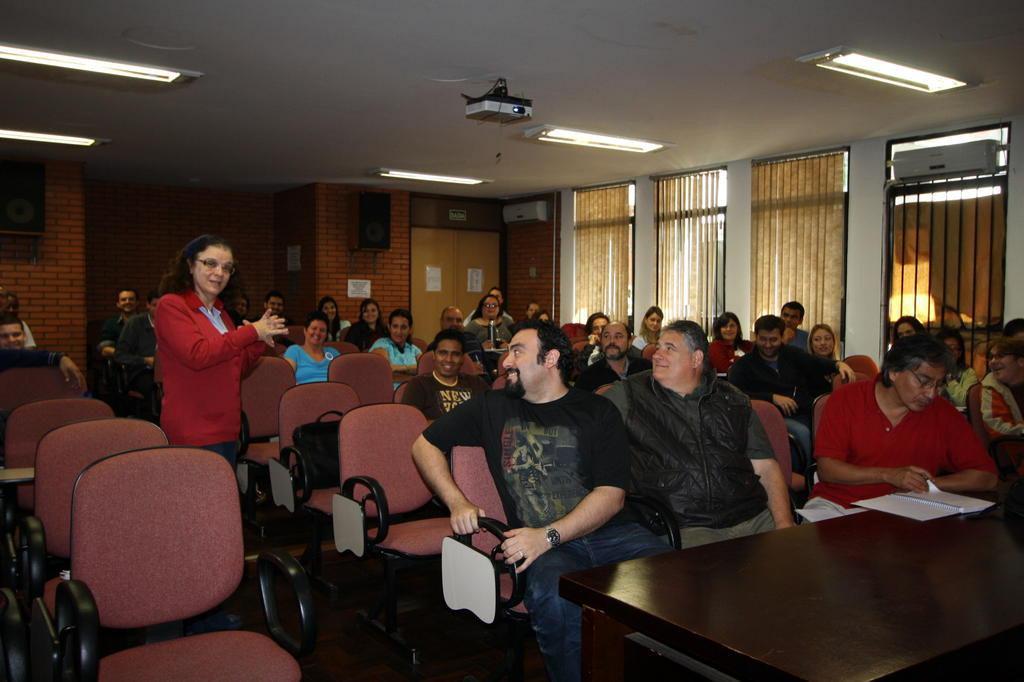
[{"x1": 288, "y1": 410, "x2": 343, "y2": 492}]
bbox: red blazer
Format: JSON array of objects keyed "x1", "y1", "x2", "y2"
[
  {"x1": 155, "y1": 290, "x2": 264, "y2": 446},
  {"x1": 708, "y1": 339, "x2": 754, "y2": 374}
]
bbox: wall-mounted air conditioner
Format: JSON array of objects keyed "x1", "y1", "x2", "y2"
[
  {"x1": 891, "y1": 139, "x2": 1001, "y2": 181},
  {"x1": 503, "y1": 200, "x2": 549, "y2": 224}
]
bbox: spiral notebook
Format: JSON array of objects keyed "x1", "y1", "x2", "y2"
[{"x1": 853, "y1": 481, "x2": 995, "y2": 521}]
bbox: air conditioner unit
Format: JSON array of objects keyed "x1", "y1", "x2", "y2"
[
  {"x1": 503, "y1": 200, "x2": 548, "y2": 224},
  {"x1": 891, "y1": 140, "x2": 1000, "y2": 181}
]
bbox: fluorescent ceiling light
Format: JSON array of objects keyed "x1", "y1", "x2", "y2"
[
  {"x1": 524, "y1": 125, "x2": 669, "y2": 153},
  {"x1": 797, "y1": 47, "x2": 966, "y2": 93},
  {"x1": 0, "y1": 43, "x2": 200, "y2": 83},
  {"x1": 0, "y1": 128, "x2": 106, "y2": 146},
  {"x1": 374, "y1": 169, "x2": 490, "y2": 185}
]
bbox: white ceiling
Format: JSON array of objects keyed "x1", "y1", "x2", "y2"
[{"x1": 2, "y1": 0, "x2": 1023, "y2": 198}]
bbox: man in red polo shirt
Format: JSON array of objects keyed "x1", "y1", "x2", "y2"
[{"x1": 807, "y1": 334, "x2": 997, "y2": 513}]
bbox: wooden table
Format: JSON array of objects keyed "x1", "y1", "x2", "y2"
[{"x1": 561, "y1": 512, "x2": 1024, "y2": 681}]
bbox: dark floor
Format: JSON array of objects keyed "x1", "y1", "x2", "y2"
[{"x1": 229, "y1": 505, "x2": 548, "y2": 681}]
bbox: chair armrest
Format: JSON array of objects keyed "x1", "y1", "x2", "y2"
[
  {"x1": 238, "y1": 411, "x2": 251, "y2": 456},
  {"x1": 626, "y1": 494, "x2": 680, "y2": 550},
  {"x1": 341, "y1": 475, "x2": 390, "y2": 547},
  {"x1": 257, "y1": 549, "x2": 316, "y2": 657},
  {"x1": 474, "y1": 517, "x2": 525, "y2": 610},
  {"x1": 989, "y1": 436, "x2": 1024, "y2": 477},
  {"x1": 31, "y1": 580, "x2": 99, "y2": 682},
  {"x1": 16, "y1": 516, "x2": 46, "y2": 602},
  {"x1": 1, "y1": 587, "x2": 28, "y2": 682},
  {"x1": 283, "y1": 446, "x2": 314, "y2": 506}
]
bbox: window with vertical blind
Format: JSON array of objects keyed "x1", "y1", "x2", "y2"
[
  {"x1": 750, "y1": 150, "x2": 848, "y2": 338},
  {"x1": 655, "y1": 168, "x2": 726, "y2": 331},
  {"x1": 573, "y1": 183, "x2": 633, "y2": 323}
]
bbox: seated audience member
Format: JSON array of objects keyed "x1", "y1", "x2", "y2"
[
  {"x1": 317, "y1": 295, "x2": 350, "y2": 341},
  {"x1": 264, "y1": 289, "x2": 295, "y2": 346},
  {"x1": 980, "y1": 338, "x2": 1024, "y2": 443},
  {"x1": 1003, "y1": 318, "x2": 1024, "y2": 340},
  {"x1": 525, "y1": 301, "x2": 541, "y2": 320},
  {"x1": 231, "y1": 293, "x2": 250, "y2": 325},
  {"x1": 436, "y1": 306, "x2": 484, "y2": 368},
  {"x1": 0, "y1": 347, "x2": 85, "y2": 387},
  {"x1": 465, "y1": 294, "x2": 512, "y2": 351},
  {"x1": 729, "y1": 315, "x2": 854, "y2": 476},
  {"x1": 575, "y1": 321, "x2": 651, "y2": 391},
  {"x1": 537, "y1": 310, "x2": 551, "y2": 323},
  {"x1": 487, "y1": 285, "x2": 516, "y2": 325},
  {"x1": 0, "y1": 314, "x2": 26, "y2": 349},
  {"x1": 806, "y1": 334, "x2": 997, "y2": 513},
  {"x1": 631, "y1": 306, "x2": 663, "y2": 352},
  {"x1": 114, "y1": 291, "x2": 160, "y2": 404},
  {"x1": 371, "y1": 308, "x2": 421, "y2": 386},
  {"x1": 934, "y1": 327, "x2": 978, "y2": 409},
  {"x1": 412, "y1": 320, "x2": 670, "y2": 682},
  {"x1": 781, "y1": 301, "x2": 808, "y2": 351},
  {"x1": 97, "y1": 289, "x2": 138, "y2": 359},
  {"x1": 807, "y1": 322, "x2": 839, "y2": 395},
  {"x1": 576, "y1": 312, "x2": 610, "y2": 371},
  {"x1": 346, "y1": 297, "x2": 388, "y2": 351},
  {"x1": 891, "y1": 315, "x2": 926, "y2": 345},
  {"x1": 2, "y1": 291, "x2": 36, "y2": 348},
  {"x1": 604, "y1": 320, "x2": 793, "y2": 547},
  {"x1": 402, "y1": 329, "x2": 488, "y2": 420},
  {"x1": 708, "y1": 312, "x2": 753, "y2": 374},
  {"x1": 283, "y1": 311, "x2": 339, "y2": 384}
]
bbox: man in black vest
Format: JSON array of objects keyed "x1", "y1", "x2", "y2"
[{"x1": 604, "y1": 320, "x2": 794, "y2": 548}]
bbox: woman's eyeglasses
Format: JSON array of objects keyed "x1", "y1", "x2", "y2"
[{"x1": 196, "y1": 258, "x2": 235, "y2": 275}]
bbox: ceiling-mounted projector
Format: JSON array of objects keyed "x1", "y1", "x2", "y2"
[{"x1": 464, "y1": 78, "x2": 532, "y2": 124}]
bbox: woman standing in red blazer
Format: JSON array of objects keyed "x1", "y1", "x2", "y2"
[{"x1": 155, "y1": 234, "x2": 285, "y2": 465}]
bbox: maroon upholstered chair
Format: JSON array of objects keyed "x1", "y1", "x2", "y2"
[
  {"x1": 443, "y1": 446, "x2": 530, "y2": 680},
  {"x1": 642, "y1": 343, "x2": 657, "y2": 361},
  {"x1": 324, "y1": 341, "x2": 359, "y2": 355},
  {"x1": 330, "y1": 404, "x2": 444, "y2": 660},
  {"x1": 560, "y1": 323, "x2": 586, "y2": 339},
  {"x1": 751, "y1": 400, "x2": 794, "y2": 490},
  {"x1": 594, "y1": 383, "x2": 615, "y2": 396},
  {"x1": 3, "y1": 398, "x2": 114, "y2": 513},
  {"x1": 237, "y1": 356, "x2": 295, "y2": 530},
  {"x1": 842, "y1": 354, "x2": 880, "y2": 378},
  {"x1": 410, "y1": 337, "x2": 428, "y2": 353},
  {"x1": 0, "y1": 367, "x2": 86, "y2": 411},
  {"x1": 265, "y1": 382, "x2": 359, "y2": 593},
  {"x1": 21, "y1": 418, "x2": 168, "y2": 603},
  {"x1": 393, "y1": 382, "x2": 409, "y2": 403},
  {"x1": 30, "y1": 447, "x2": 314, "y2": 681},
  {"x1": 327, "y1": 353, "x2": 393, "y2": 405},
  {"x1": 284, "y1": 325, "x2": 306, "y2": 346}
]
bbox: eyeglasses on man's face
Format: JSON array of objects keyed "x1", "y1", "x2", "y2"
[
  {"x1": 909, "y1": 370, "x2": 946, "y2": 391},
  {"x1": 196, "y1": 258, "x2": 235, "y2": 275}
]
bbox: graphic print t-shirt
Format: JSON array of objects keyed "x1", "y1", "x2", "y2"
[
  {"x1": 423, "y1": 388, "x2": 630, "y2": 528},
  {"x1": 401, "y1": 373, "x2": 490, "y2": 420}
]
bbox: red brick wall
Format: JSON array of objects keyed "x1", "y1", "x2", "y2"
[
  {"x1": 505, "y1": 194, "x2": 561, "y2": 324},
  {"x1": 273, "y1": 185, "x2": 317, "y2": 319},
  {"x1": 0, "y1": 160, "x2": 87, "y2": 368},
  {"x1": 85, "y1": 181, "x2": 274, "y2": 323},
  {"x1": 314, "y1": 185, "x2": 411, "y2": 322}
]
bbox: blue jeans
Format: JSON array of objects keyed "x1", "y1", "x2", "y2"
[
  {"x1": 202, "y1": 441, "x2": 238, "y2": 468},
  {"x1": 523, "y1": 521, "x2": 671, "y2": 682},
  {"x1": 785, "y1": 416, "x2": 812, "y2": 474}
]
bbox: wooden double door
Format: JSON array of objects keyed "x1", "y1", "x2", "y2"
[{"x1": 411, "y1": 227, "x2": 500, "y2": 341}]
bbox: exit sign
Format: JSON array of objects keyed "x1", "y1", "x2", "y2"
[{"x1": 448, "y1": 208, "x2": 467, "y2": 221}]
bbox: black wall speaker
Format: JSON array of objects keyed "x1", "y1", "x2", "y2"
[
  {"x1": 0, "y1": 161, "x2": 45, "y2": 235},
  {"x1": 350, "y1": 191, "x2": 391, "y2": 251}
]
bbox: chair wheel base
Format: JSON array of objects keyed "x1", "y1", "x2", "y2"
[{"x1": 309, "y1": 574, "x2": 340, "y2": 602}]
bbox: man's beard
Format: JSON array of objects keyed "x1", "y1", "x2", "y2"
[
  {"x1": 603, "y1": 344, "x2": 623, "y2": 360},
  {"x1": 504, "y1": 369, "x2": 525, "y2": 398}
]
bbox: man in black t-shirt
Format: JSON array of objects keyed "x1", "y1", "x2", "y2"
[
  {"x1": 412, "y1": 320, "x2": 668, "y2": 682},
  {"x1": 402, "y1": 329, "x2": 488, "y2": 420}
]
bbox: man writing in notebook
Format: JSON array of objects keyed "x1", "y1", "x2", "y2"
[{"x1": 806, "y1": 334, "x2": 997, "y2": 514}]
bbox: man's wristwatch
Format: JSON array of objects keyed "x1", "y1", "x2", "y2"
[{"x1": 545, "y1": 526, "x2": 561, "y2": 548}]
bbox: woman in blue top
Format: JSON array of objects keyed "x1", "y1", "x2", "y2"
[
  {"x1": 283, "y1": 311, "x2": 339, "y2": 384},
  {"x1": 370, "y1": 308, "x2": 421, "y2": 387}
]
